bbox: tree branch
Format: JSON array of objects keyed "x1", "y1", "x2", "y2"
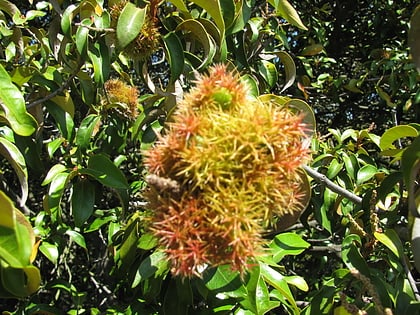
[
  {"x1": 302, "y1": 165, "x2": 363, "y2": 204},
  {"x1": 26, "y1": 63, "x2": 83, "y2": 109}
]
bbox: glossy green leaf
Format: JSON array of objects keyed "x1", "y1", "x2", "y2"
[
  {"x1": 163, "y1": 32, "x2": 184, "y2": 83},
  {"x1": 374, "y1": 229, "x2": 404, "y2": 259},
  {"x1": 61, "y1": 4, "x2": 78, "y2": 37},
  {"x1": 47, "y1": 138, "x2": 65, "y2": 158},
  {"x1": 132, "y1": 251, "x2": 168, "y2": 288},
  {"x1": 81, "y1": 154, "x2": 129, "y2": 189},
  {"x1": 87, "y1": 39, "x2": 110, "y2": 85},
  {"x1": 341, "y1": 234, "x2": 369, "y2": 276},
  {"x1": 42, "y1": 164, "x2": 67, "y2": 186},
  {"x1": 137, "y1": 233, "x2": 158, "y2": 250},
  {"x1": 0, "y1": 0, "x2": 20, "y2": 17},
  {"x1": 116, "y1": 2, "x2": 146, "y2": 49},
  {"x1": 269, "y1": 232, "x2": 310, "y2": 262},
  {"x1": 71, "y1": 179, "x2": 95, "y2": 227},
  {"x1": 409, "y1": 5, "x2": 420, "y2": 72},
  {"x1": 327, "y1": 159, "x2": 343, "y2": 179},
  {"x1": 379, "y1": 125, "x2": 418, "y2": 150},
  {"x1": 258, "y1": 60, "x2": 278, "y2": 89},
  {"x1": 191, "y1": 0, "x2": 225, "y2": 40},
  {"x1": 75, "y1": 114, "x2": 100, "y2": 149},
  {"x1": 259, "y1": 263, "x2": 299, "y2": 312},
  {"x1": 0, "y1": 64, "x2": 37, "y2": 136},
  {"x1": 268, "y1": 0, "x2": 307, "y2": 30},
  {"x1": 45, "y1": 101, "x2": 74, "y2": 141},
  {"x1": 204, "y1": 265, "x2": 247, "y2": 298},
  {"x1": 0, "y1": 137, "x2": 28, "y2": 206},
  {"x1": 356, "y1": 164, "x2": 377, "y2": 185},
  {"x1": 275, "y1": 51, "x2": 296, "y2": 92},
  {"x1": 241, "y1": 74, "x2": 259, "y2": 98},
  {"x1": 300, "y1": 43, "x2": 324, "y2": 56},
  {"x1": 46, "y1": 171, "x2": 70, "y2": 220},
  {"x1": 163, "y1": 278, "x2": 193, "y2": 315},
  {"x1": 76, "y1": 18, "x2": 92, "y2": 56},
  {"x1": 176, "y1": 19, "x2": 217, "y2": 70},
  {"x1": 65, "y1": 230, "x2": 87, "y2": 250},
  {"x1": 39, "y1": 241, "x2": 59, "y2": 264},
  {"x1": 0, "y1": 191, "x2": 35, "y2": 268},
  {"x1": 0, "y1": 263, "x2": 41, "y2": 297},
  {"x1": 284, "y1": 275, "x2": 309, "y2": 292}
]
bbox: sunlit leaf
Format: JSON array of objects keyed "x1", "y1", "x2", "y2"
[
  {"x1": 39, "y1": 241, "x2": 59, "y2": 264},
  {"x1": 132, "y1": 251, "x2": 168, "y2": 288},
  {"x1": 76, "y1": 18, "x2": 92, "y2": 57},
  {"x1": 190, "y1": 0, "x2": 225, "y2": 40},
  {"x1": 374, "y1": 229, "x2": 404, "y2": 259},
  {"x1": 61, "y1": 4, "x2": 78, "y2": 37},
  {"x1": 116, "y1": 2, "x2": 146, "y2": 49},
  {"x1": 268, "y1": 0, "x2": 307, "y2": 30},
  {"x1": 356, "y1": 164, "x2": 377, "y2": 185},
  {"x1": 379, "y1": 125, "x2": 418, "y2": 150},
  {"x1": 258, "y1": 60, "x2": 278, "y2": 89},
  {"x1": 269, "y1": 232, "x2": 310, "y2": 262},
  {"x1": 81, "y1": 154, "x2": 129, "y2": 189},
  {"x1": 0, "y1": 64, "x2": 37, "y2": 136},
  {"x1": 300, "y1": 44, "x2": 324, "y2": 56},
  {"x1": 75, "y1": 114, "x2": 101, "y2": 150},
  {"x1": 65, "y1": 230, "x2": 87, "y2": 250}
]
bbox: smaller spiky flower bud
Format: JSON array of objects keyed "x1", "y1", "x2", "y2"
[{"x1": 103, "y1": 79, "x2": 139, "y2": 119}]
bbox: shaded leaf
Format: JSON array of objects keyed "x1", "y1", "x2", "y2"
[
  {"x1": 374, "y1": 229, "x2": 405, "y2": 260},
  {"x1": 0, "y1": 137, "x2": 28, "y2": 206},
  {"x1": 71, "y1": 179, "x2": 95, "y2": 227},
  {"x1": 409, "y1": 5, "x2": 420, "y2": 72},
  {"x1": 163, "y1": 32, "x2": 184, "y2": 83},
  {"x1": 75, "y1": 114, "x2": 101, "y2": 150}
]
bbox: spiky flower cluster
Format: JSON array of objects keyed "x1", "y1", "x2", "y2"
[
  {"x1": 104, "y1": 79, "x2": 139, "y2": 119},
  {"x1": 144, "y1": 64, "x2": 310, "y2": 278},
  {"x1": 109, "y1": 0, "x2": 160, "y2": 61}
]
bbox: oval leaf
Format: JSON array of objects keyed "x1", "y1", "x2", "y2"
[
  {"x1": 83, "y1": 154, "x2": 129, "y2": 189},
  {"x1": 71, "y1": 179, "x2": 95, "y2": 227},
  {"x1": 356, "y1": 164, "x2": 377, "y2": 185},
  {"x1": 379, "y1": 125, "x2": 419, "y2": 150},
  {"x1": 163, "y1": 32, "x2": 185, "y2": 83},
  {"x1": 116, "y1": 2, "x2": 146, "y2": 49},
  {"x1": 0, "y1": 64, "x2": 37, "y2": 136},
  {"x1": 269, "y1": 0, "x2": 307, "y2": 30},
  {"x1": 0, "y1": 137, "x2": 28, "y2": 206}
]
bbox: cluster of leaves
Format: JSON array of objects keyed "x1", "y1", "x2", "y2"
[{"x1": 0, "y1": 0, "x2": 418, "y2": 314}]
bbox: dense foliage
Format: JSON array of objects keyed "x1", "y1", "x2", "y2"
[{"x1": 0, "y1": 0, "x2": 419, "y2": 314}]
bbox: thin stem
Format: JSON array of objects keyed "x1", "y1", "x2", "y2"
[
  {"x1": 26, "y1": 63, "x2": 83, "y2": 109},
  {"x1": 74, "y1": 22, "x2": 115, "y2": 33}
]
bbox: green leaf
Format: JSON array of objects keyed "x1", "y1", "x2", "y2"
[
  {"x1": 275, "y1": 51, "x2": 296, "y2": 92},
  {"x1": 374, "y1": 229, "x2": 404, "y2": 260},
  {"x1": 75, "y1": 114, "x2": 100, "y2": 150},
  {"x1": 0, "y1": 64, "x2": 37, "y2": 136},
  {"x1": 409, "y1": 5, "x2": 420, "y2": 72},
  {"x1": 132, "y1": 251, "x2": 169, "y2": 288},
  {"x1": 71, "y1": 179, "x2": 95, "y2": 227},
  {"x1": 300, "y1": 44, "x2": 324, "y2": 56},
  {"x1": 379, "y1": 125, "x2": 418, "y2": 150},
  {"x1": 163, "y1": 32, "x2": 185, "y2": 83},
  {"x1": 116, "y1": 2, "x2": 146, "y2": 49},
  {"x1": 0, "y1": 191, "x2": 35, "y2": 268},
  {"x1": 42, "y1": 164, "x2": 67, "y2": 186},
  {"x1": 65, "y1": 230, "x2": 87, "y2": 250},
  {"x1": 76, "y1": 18, "x2": 92, "y2": 57},
  {"x1": 0, "y1": 137, "x2": 28, "y2": 206},
  {"x1": 204, "y1": 265, "x2": 247, "y2": 299},
  {"x1": 137, "y1": 233, "x2": 158, "y2": 250},
  {"x1": 190, "y1": 0, "x2": 225, "y2": 40},
  {"x1": 341, "y1": 234, "x2": 369, "y2": 276},
  {"x1": 61, "y1": 4, "x2": 78, "y2": 37},
  {"x1": 258, "y1": 60, "x2": 278, "y2": 89},
  {"x1": 46, "y1": 171, "x2": 70, "y2": 221},
  {"x1": 259, "y1": 263, "x2": 299, "y2": 312},
  {"x1": 39, "y1": 241, "x2": 59, "y2": 265},
  {"x1": 356, "y1": 164, "x2": 377, "y2": 185},
  {"x1": 0, "y1": 0, "x2": 20, "y2": 17},
  {"x1": 81, "y1": 154, "x2": 129, "y2": 189},
  {"x1": 176, "y1": 19, "x2": 217, "y2": 70},
  {"x1": 269, "y1": 232, "x2": 310, "y2": 262},
  {"x1": 269, "y1": 0, "x2": 307, "y2": 30},
  {"x1": 45, "y1": 101, "x2": 74, "y2": 141},
  {"x1": 87, "y1": 39, "x2": 110, "y2": 85},
  {"x1": 327, "y1": 159, "x2": 343, "y2": 179},
  {"x1": 0, "y1": 263, "x2": 41, "y2": 297},
  {"x1": 163, "y1": 278, "x2": 193, "y2": 315}
]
